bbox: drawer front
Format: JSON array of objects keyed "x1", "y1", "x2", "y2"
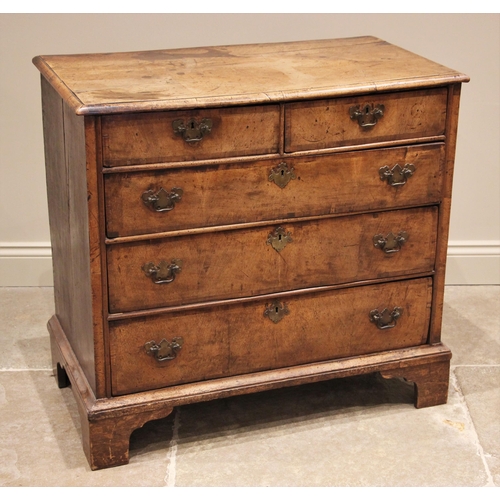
[
  {"x1": 105, "y1": 143, "x2": 444, "y2": 238},
  {"x1": 107, "y1": 206, "x2": 438, "y2": 313},
  {"x1": 101, "y1": 105, "x2": 280, "y2": 166},
  {"x1": 109, "y1": 277, "x2": 433, "y2": 395},
  {"x1": 285, "y1": 88, "x2": 447, "y2": 152}
]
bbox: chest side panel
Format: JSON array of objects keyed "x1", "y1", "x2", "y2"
[{"x1": 41, "y1": 76, "x2": 97, "y2": 393}]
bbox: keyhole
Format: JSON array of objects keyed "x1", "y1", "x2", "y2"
[
  {"x1": 365, "y1": 105, "x2": 370, "y2": 114},
  {"x1": 190, "y1": 121, "x2": 195, "y2": 129},
  {"x1": 278, "y1": 234, "x2": 282, "y2": 241},
  {"x1": 275, "y1": 306, "x2": 279, "y2": 313},
  {"x1": 281, "y1": 169, "x2": 285, "y2": 176}
]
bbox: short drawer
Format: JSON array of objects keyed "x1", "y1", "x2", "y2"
[
  {"x1": 109, "y1": 277, "x2": 433, "y2": 395},
  {"x1": 101, "y1": 105, "x2": 280, "y2": 167},
  {"x1": 104, "y1": 143, "x2": 444, "y2": 238},
  {"x1": 285, "y1": 88, "x2": 447, "y2": 152},
  {"x1": 107, "y1": 206, "x2": 438, "y2": 313}
]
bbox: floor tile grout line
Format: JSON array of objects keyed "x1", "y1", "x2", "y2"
[
  {"x1": 450, "y1": 367, "x2": 495, "y2": 486},
  {"x1": 164, "y1": 407, "x2": 180, "y2": 487}
]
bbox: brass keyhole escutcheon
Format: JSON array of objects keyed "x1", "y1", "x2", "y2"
[
  {"x1": 264, "y1": 299, "x2": 290, "y2": 324},
  {"x1": 269, "y1": 162, "x2": 296, "y2": 189},
  {"x1": 266, "y1": 227, "x2": 292, "y2": 252}
]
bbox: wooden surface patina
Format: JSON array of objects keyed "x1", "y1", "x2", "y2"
[
  {"x1": 35, "y1": 37, "x2": 468, "y2": 469},
  {"x1": 33, "y1": 37, "x2": 468, "y2": 114}
]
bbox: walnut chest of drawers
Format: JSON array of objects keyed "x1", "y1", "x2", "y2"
[{"x1": 33, "y1": 37, "x2": 469, "y2": 470}]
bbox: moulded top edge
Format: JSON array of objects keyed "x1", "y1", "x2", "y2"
[
  {"x1": 33, "y1": 37, "x2": 470, "y2": 116},
  {"x1": 72, "y1": 78, "x2": 469, "y2": 116}
]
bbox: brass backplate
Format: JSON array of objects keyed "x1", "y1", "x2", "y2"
[
  {"x1": 145, "y1": 337, "x2": 184, "y2": 362},
  {"x1": 369, "y1": 307, "x2": 403, "y2": 330},
  {"x1": 172, "y1": 118, "x2": 212, "y2": 143},
  {"x1": 142, "y1": 187, "x2": 183, "y2": 212},
  {"x1": 350, "y1": 103, "x2": 385, "y2": 128},
  {"x1": 373, "y1": 231, "x2": 408, "y2": 253},
  {"x1": 379, "y1": 163, "x2": 415, "y2": 186}
]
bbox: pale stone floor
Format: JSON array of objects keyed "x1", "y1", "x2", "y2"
[{"x1": 0, "y1": 286, "x2": 498, "y2": 487}]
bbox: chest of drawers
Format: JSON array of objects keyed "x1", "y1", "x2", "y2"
[{"x1": 34, "y1": 37, "x2": 469, "y2": 470}]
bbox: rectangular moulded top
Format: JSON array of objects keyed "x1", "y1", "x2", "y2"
[{"x1": 33, "y1": 36, "x2": 470, "y2": 115}]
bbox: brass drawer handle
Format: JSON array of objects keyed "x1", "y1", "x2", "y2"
[
  {"x1": 264, "y1": 299, "x2": 290, "y2": 324},
  {"x1": 142, "y1": 187, "x2": 183, "y2": 212},
  {"x1": 369, "y1": 307, "x2": 403, "y2": 330},
  {"x1": 269, "y1": 162, "x2": 296, "y2": 189},
  {"x1": 142, "y1": 259, "x2": 182, "y2": 284},
  {"x1": 349, "y1": 103, "x2": 385, "y2": 128},
  {"x1": 172, "y1": 118, "x2": 213, "y2": 143},
  {"x1": 373, "y1": 231, "x2": 408, "y2": 253},
  {"x1": 145, "y1": 337, "x2": 184, "y2": 362},
  {"x1": 266, "y1": 227, "x2": 293, "y2": 252},
  {"x1": 379, "y1": 163, "x2": 415, "y2": 186}
]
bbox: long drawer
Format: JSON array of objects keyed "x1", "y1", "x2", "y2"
[
  {"x1": 285, "y1": 88, "x2": 447, "y2": 152},
  {"x1": 109, "y1": 277, "x2": 433, "y2": 395},
  {"x1": 107, "y1": 206, "x2": 438, "y2": 313},
  {"x1": 101, "y1": 104, "x2": 280, "y2": 166},
  {"x1": 104, "y1": 143, "x2": 444, "y2": 238}
]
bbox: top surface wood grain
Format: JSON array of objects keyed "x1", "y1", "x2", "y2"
[{"x1": 33, "y1": 36, "x2": 469, "y2": 115}]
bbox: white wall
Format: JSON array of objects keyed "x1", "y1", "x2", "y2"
[{"x1": 1, "y1": 13, "x2": 499, "y2": 285}]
